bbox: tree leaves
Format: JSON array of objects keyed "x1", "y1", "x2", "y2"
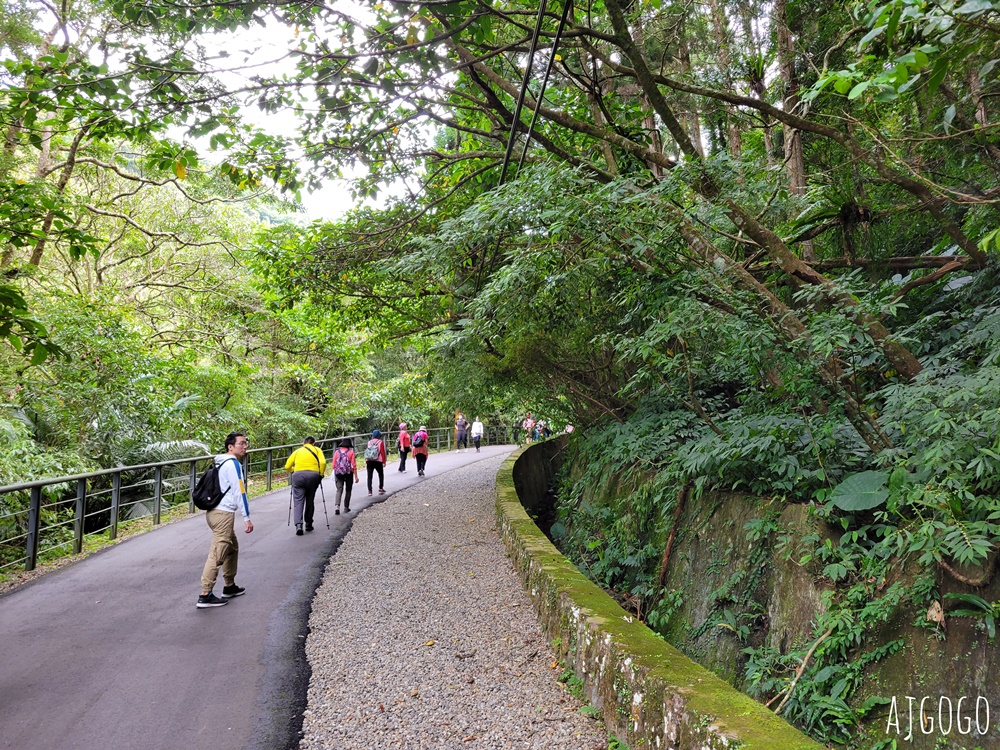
[
  {"x1": 828, "y1": 471, "x2": 890, "y2": 512},
  {"x1": 0, "y1": 283, "x2": 61, "y2": 365}
]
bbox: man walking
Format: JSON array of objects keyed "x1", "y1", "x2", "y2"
[
  {"x1": 285, "y1": 436, "x2": 326, "y2": 536},
  {"x1": 455, "y1": 412, "x2": 469, "y2": 452},
  {"x1": 197, "y1": 432, "x2": 253, "y2": 608},
  {"x1": 471, "y1": 417, "x2": 484, "y2": 452}
]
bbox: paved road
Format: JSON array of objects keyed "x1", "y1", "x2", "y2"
[{"x1": 0, "y1": 445, "x2": 514, "y2": 750}]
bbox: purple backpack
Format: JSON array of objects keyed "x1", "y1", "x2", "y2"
[{"x1": 333, "y1": 448, "x2": 353, "y2": 475}]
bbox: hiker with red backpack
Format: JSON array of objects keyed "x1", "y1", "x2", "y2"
[
  {"x1": 331, "y1": 438, "x2": 359, "y2": 514},
  {"x1": 364, "y1": 429, "x2": 388, "y2": 495},
  {"x1": 412, "y1": 426, "x2": 429, "y2": 476}
]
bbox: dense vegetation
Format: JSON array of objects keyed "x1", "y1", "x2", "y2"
[{"x1": 3, "y1": 0, "x2": 1000, "y2": 744}]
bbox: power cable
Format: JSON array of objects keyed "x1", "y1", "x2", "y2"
[
  {"x1": 516, "y1": 0, "x2": 573, "y2": 175},
  {"x1": 498, "y1": 0, "x2": 549, "y2": 185}
]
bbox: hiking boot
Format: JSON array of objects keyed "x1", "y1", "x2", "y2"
[
  {"x1": 221, "y1": 584, "x2": 246, "y2": 598},
  {"x1": 305, "y1": 524, "x2": 314, "y2": 532},
  {"x1": 378, "y1": 488, "x2": 386, "y2": 494},
  {"x1": 295, "y1": 524, "x2": 304, "y2": 536},
  {"x1": 344, "y1": 505, "x2": 350, "y2": 512},
  {"x1": 197, "y1": 593, "x2": 228, "y2": 608},
  {"x1": 335, "y1": 508, "x2": 340, "y2": 515}
]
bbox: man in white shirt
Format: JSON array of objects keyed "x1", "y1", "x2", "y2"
[
  {"x1": 470, "y1": 417, "x2": 484, "y2": 452},
  {"x1": 197, "y1": 432, "x2": 254, "y2": 608}
]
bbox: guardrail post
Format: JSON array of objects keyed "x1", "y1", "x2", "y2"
[
  {"x1": 436, "y1": 430, "x2": 440, "y2": 450},
  {"x1": 189, "y1": 461, "x2": 196, "y2": 513},
  {"x1": 74, "y1": 479, "x2": 86, "y2": 554},
  {"x1": 110, "y1": 472, "x2": 121, "y2": 540},
  {"x1": 266, "y1": 449, "x2": 273, "y2": 491},
  {"x1": 153, "y1": 466, "x2": 163, "y2": 525},
  {"x1": 25, "y1": 485, "x2": 42, "y2": 571}
]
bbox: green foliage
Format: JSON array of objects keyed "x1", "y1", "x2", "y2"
[
  {"x1": 0, "y1": 411, "x2": 96, "y2": 566},
  {"x1": 0, "y1": 282, "x2": 59, "y2": 364},
  {"x1": 943, "y1": 592, "x2": 1000, "y2": 639},
  {"x1": 828, "y1": 471, "x2": 890, "y2": 511},
  {"x1": 2, "y1": 0, "x2": 1000, "y2": 744}
]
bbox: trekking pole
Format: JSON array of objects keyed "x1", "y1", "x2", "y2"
[
  {"x1": 318, "y1": 480, "x2": 330, "y2": 529},
  {"x1": 287, "y1": 481, "x2": 293, "y2": 527}
]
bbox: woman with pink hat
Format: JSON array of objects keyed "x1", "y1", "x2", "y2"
[{"x1": 411, "y1": 425, "x2": 430, "y2": 476}]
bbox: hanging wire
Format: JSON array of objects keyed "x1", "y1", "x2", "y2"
[
  {"x1": 515, "y1": 0, "x2": 573, "y2": 175},
  {"x1": 498, "y1": 0, "x2": 549, "y2": 186}
]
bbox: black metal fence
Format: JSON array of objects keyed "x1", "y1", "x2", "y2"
[{"x1": 0, "y1": 426, "x2": 510, "y2": 574}]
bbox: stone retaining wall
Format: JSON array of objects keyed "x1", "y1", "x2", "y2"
[{"x1": 495, "y1": 443, "x2": 822, "y2": 749}]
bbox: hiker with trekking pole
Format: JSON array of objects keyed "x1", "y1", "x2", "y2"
[{"x1": 285, "y1": 436, "x2": 326, "y2": 536}]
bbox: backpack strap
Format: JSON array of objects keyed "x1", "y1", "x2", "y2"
[
  {"x1": 216, "y1": 456, "x2": 239, "y2": 500},
  {"x1": 305, "y1": 445, "x2": 322, "y2": 471}
]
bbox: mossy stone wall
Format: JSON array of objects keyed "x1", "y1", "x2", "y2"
[
  {"x1": 496, "y1": 443, "x2": 822, "y2": 749},
  {"x1": 553, "y1": 447, "x2": 1000, "y2": 749}
]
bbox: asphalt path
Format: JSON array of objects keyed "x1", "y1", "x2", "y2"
[{"x1": 0, "y1": 444, "x2": 515, "y2": 750}]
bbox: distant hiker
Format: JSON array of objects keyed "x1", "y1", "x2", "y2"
[
  {"x1": 412, "y1": 425, "x2": 429, "y2": 476},
  {"x1": 470, "y1": 417, "x2": 484, "y2": 452},
  {"x1": 522, "y1": 413, "x2": 535, "y2": 444},
  {"x1": 396, "y1": 422, "x2": 411, "y2": 473},
  {"x1": 197, "y1": 432, "x2": 253, "y2": 609},
  {"x1": 512, "y1": 418, "x2": 522, "y2": 445},
  {"x1": 285, "y1": 436, "x2": 326, "y2": 536},
  {"x1": 332, "y1": 438, "x2": 359, "y2": 514},
  {"x1": 365, "y1": 429, "x2": 387, "y2": 495},
  {"x1": 455, "y1": 412, "x2": 469, "y2": 451}
]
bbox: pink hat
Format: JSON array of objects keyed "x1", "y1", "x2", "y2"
[{"x1": 399, "y1": 422, "x2": 407, "y2": 429}]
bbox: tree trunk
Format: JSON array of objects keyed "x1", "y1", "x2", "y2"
[
  {"x1": 28, "y1": 124, "x2": 89, "y2": 267},
  {"x1": 581, "y1": 48, "x2": 620, "y2": 176},
  {"x1": 774, "y1": 0, "x2": 813, "y2": 260},
  {"x1": 707, "y1": 0, "x2": 742, "y2": 162},
  {"x1": 677, "y1": 20, "x2": 704, "y2": 159}
]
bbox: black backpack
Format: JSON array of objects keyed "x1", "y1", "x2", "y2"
[
  {"x1": 192, "y1": 457, "x2": 237, "y2": 511},
  {"x1": 413, "y1": 433, "x2": 425, "y2": 447}
]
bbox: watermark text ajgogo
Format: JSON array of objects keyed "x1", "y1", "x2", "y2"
[{"x1": 886, "y1": 695, "x2": 991, "y2": 741}]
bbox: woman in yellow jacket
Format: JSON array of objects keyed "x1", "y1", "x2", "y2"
[{"x1": 285, "y1": 436, "x2": 326, "y2": 536}]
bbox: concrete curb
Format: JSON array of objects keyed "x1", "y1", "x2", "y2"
[{"x1": 495, "y1": 442, "x2": 823, "y2": 749}]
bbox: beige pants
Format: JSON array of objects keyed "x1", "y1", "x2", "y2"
[{"x1": 200, "y1": 509, "x2": 238, "y2": 593}]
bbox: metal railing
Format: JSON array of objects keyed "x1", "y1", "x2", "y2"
[{"x1": 0, "y1": 426, "x2": 511, "y2": 574}]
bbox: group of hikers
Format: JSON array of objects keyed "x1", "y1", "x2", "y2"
[
  {"x1": 452, "y1": 413, "x2": 485, "y2": 452},
  {"x1": 195, "y1": 415, "x2": 564, "y2": 608},
  {"x1": 284, "y1": 423, "x2": 434, "y2": 534},
  {"x1": 196, "y1": 424, "x2": 432, "y2": 609},
  {"x1": 514, "y1": 412, "x2": 573, "y2": 444}
]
